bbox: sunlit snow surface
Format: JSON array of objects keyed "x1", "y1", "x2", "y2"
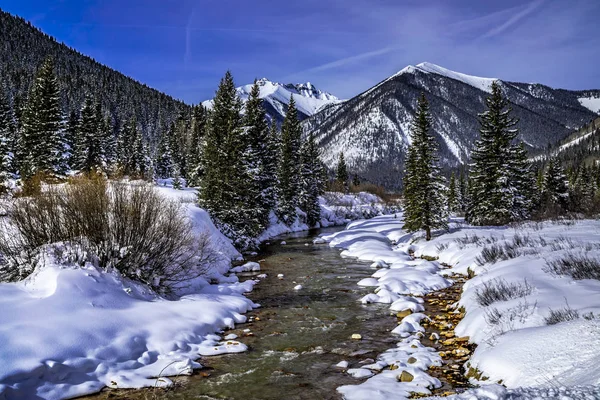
[
  {"x1": 319, "y1": 214, "x2": 600, "y2": 400},
  {"x1": 578, "y1": 96, "x2": 600, "y2": 113}
]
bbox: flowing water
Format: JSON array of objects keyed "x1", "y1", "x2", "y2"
[{"x1": 91, "y1": 228, "x2": 399, "y2": 400}]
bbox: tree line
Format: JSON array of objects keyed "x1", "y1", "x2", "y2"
[{"x1": 402, "y1": 81, "x2": 598, "y2": 240}]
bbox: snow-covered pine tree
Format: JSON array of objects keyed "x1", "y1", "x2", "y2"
[
  {"x1": 172, "y1": 164, "x2": 183, "y2": 190},
  {"x1": 169, "y1": 112, "x2": 189, "y2": 179},
  {"x1": 402, "y1": 93, "x2": 447, "y2": 241},
  {"x1": 242, "y1": 82, "x2": 268, "y2": 231},
  {"x1": 466, "y1": 81, "x2": 533, "y2": 226},
  {"x1": 73, "y1": 96, "x2": 95, "y2": 171},
  {"x1": 64, "y1": 109, "x2": 78, "y2": 169},
  {"x1": 101, "y1": 115, "x2": 117, "y2": 171},
  {"x1": 336, "y1": 152, "x2": 349, "y2": 193},
  {"x1": 458, "y1": 169, "x2": 467, "y2": 213},
  {"x1": 187, "y1": 104, "x2": 207, "y2": 187},
  {"x1": 19, "y1": 57, "x2": 66, "y2": 180},
  {"x1": 154, "y1": 132, "x2": 173, "y2": 179},
  {"x1": 199, "y1": 71, "x2": 253, "y2": 246},
  {"x1": 447, "y1": 171, "x2": 458, "y2": 213},
  {"x1": 276, "y1": 96, "x2": 302, "y2": 225},
  {"x1": 299, "y1": 131, "x2": 324, "y2": 227},
  {"x1": 262, "y1": 120, "x2": 280, "y2": 212},
  {"x1": 0, "y1": 90, "x2": 12, "y2": 191},
  {"x1": 571, "y1": 164, "x2": 595, "y2": 213},
  {"x1": 541, "y1": 157, "x2": 569, "y2": 213},
  {"x1": 117, "y1": 117, "x2": 146, "y2": 177}
]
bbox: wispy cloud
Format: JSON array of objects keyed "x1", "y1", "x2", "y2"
[
  {"x1": 292, "y1": 46, "x2": 397, "y2": 76},
  {"x1": 481, "y1": 0, "x2": 545, "y2": 39},
  {"x1": 184, "y1": 8, "x2": 196, "y2": 66}
]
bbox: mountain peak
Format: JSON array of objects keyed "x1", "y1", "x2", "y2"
[
  {"x1": 202, "y1": 79, "x2": 341, "y2": 121},
  {"x1": 395, "y1": 62, "x2": 498, "y2": 93}
]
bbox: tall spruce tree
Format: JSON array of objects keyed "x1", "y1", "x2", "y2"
[
  {"x1": 447, "y1": 172, "x2": 458, "y2": 213},
  {"x1": 187, "y1": 105, "x2": 207, "y2": 186},
  {"x1": 242, "y1": 81, "x2": 272, "y2": 234},
  {"x1": 299, "y1": 132, "x2": 324, "y2": 227},
  {"x1": 276, "y1": 96, "x2": 302, "y2": 225},
  {"x1": 466, "y1": 81, "x2": 533, "y2": 225},
  {"x1": 458, "y1": 169, "x2": 468, "y2": 213},
  {"x1": 154, "y1": 133, "x2": 173, "y2": 179},
  {"x1": 19, "y1": 57, "x2": 66, "y2": 179},
  {"x1": 336, "y1": 152, "x2": 349, "y2": 193},
  {"x1": 199, "y1": 71, "x2": 255, "y2": 246},
  {"x1": 541, "y1": 158, "x2": 569, "y2": 213},
  {"x1": 402, "y1": 93, "x2": 447, "y2": 241},
  {"x1": 0, "y1": 90, "x2": 12, "y2": 191}
]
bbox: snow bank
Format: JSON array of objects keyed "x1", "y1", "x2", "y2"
[
  {"x1": 258, "y1": 191, "x2": 394, "y2": 242},
  {"x1": 320, "y1": 215, "x2": 450, "y2": 399},
  {"x1": 0, "y1": 184, "x2": 257, "y2": 399},
  {"x1": 320, "y1": 215, "x2": 600, "y2": 398}
]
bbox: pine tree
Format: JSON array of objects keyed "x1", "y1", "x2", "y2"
[
  {"x1": 541, "y1": 158, "x2": 569, "y2": 213},
  {"x1": 276, "y1": 96, "x2": 302, "y2": 225},
  {"x1": 263, "y1": 120, "x2": 280, "y2": 212},
  {"x1": 0, "y1": 90, "x2": 12, "y2": 191},
  {"x1": 458, "y1": 169, "x2": 468, "y2": 213},
  {"x1": 447, "y1": 171, "x2": 458, "y2": 213},
  {"x1": 19, "y1": 57, "x2": 66, "y2": 179},
  {"x1": 402, "y1": 93, "x2": 447, "y2": 241},
  {"x1": 64, "y1": 109, "x2": 79, "y2": 169},
  {"x1": 299, "y1": 132, "x2": 324, "y2": 227},
  {"x1": 336, "y1": 152, "x2": 349, "y2": 193},
  {"x1": 187, "y1": 105, "x2": 207, "y2": 186},
  {"x1": 466, "y1": 81, "x2": 533, "y2": 225},
  {"x1": 242, "y1": 80, "x2": 272, "y2": 234},
  {"x1": 101, "y1": 115, "x2": 117, "y2": 170},
  {"x1": 172, "y1": 164, "x2": 183, "y2": 189},
  {"x1": 154, "y1": 133, "x2": 173, "y2": 179},
  {"x1": 199, "y1": 71, "x2": 254, "y2": 245}
]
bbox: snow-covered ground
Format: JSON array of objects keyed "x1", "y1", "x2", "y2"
[
  {"x1": 319, "y1": 214, "x2": 600, "y2": 399},
  {"x1": 0, "y1": 184, "x2": 259, "y2": 399}
]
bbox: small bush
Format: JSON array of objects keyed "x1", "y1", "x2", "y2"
[
  {"x1": 544, "y1": 254, "x2": 600, "y2": 281},
  {"x1": 0, "y1": 176, "x2": 217, "y2": 293},
  {"x1": 545, "y1": 304, "x2": 579, "y2": 325},
  {"x1": 475, "y1": 278, "x2": 534, "y2": 307}
]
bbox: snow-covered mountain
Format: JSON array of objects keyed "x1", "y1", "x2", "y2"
[
  {"x1": 304, "y1": 62, "x2": 600, "y2": 188},
  {"x1": 203, "y1": 78, "x2": 341, "y2": 124}
]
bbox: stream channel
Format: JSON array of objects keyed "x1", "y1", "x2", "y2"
[{"x1": 92, "y1": 227, "x2": 400, "y2": 400}]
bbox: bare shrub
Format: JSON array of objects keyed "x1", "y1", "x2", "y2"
[
  {"x1": 475, "y1": 278, "x2": 534, "y2": 307},
  {"x1": 544, "y1": 254, "x2": 600, "y2": 281},
  {"x1": 436, "y1": 242, "x2": 449, "y2": 252},
  {"x1": 0, "y1": 176, "x2": 217, "y2": 293},
  {"x1": 545, "y1": 302, "x2": 580, "y2": 325}
]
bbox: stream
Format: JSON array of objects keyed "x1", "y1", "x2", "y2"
[{"x1": 91, "y1": 227, "x2": 400, "y2": 400}]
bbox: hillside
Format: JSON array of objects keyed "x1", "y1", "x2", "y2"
[
  {"x1": 304, "y1": 62, "x2": 600, "y2": 188},
  {"x1": 0, "y1": 9, "x2": 188, "y2": 142}
]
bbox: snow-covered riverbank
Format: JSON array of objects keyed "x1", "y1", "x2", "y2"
[{"x1": 319, "y1": 214, "x2": 600, "y2": 399}]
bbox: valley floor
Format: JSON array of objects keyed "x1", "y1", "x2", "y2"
[{"x1": 319, "y1": 214, "x2": 600, "y2": 399}]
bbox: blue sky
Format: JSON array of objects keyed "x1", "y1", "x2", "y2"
[{"x1": 2, "y1": 0, "x2": 599, "y2": 104}]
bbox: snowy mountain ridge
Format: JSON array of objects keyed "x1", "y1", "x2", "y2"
[
  {"x1": 304, "y1": 62, "x2": 600, "y2": 189},
  {"x1": 203, "y1": 78, "x2": 342, "y2": 123}
]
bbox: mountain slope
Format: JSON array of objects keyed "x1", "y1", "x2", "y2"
[
  {"x1": 304, "y1": 62, "x2": 600, "y2": 188},
  {"x1": 203, "y1": 78, "x2": 341, "y2": 124},
  {"x1": 0, "y1": 9, "x2": 187, "y2": 142}
]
